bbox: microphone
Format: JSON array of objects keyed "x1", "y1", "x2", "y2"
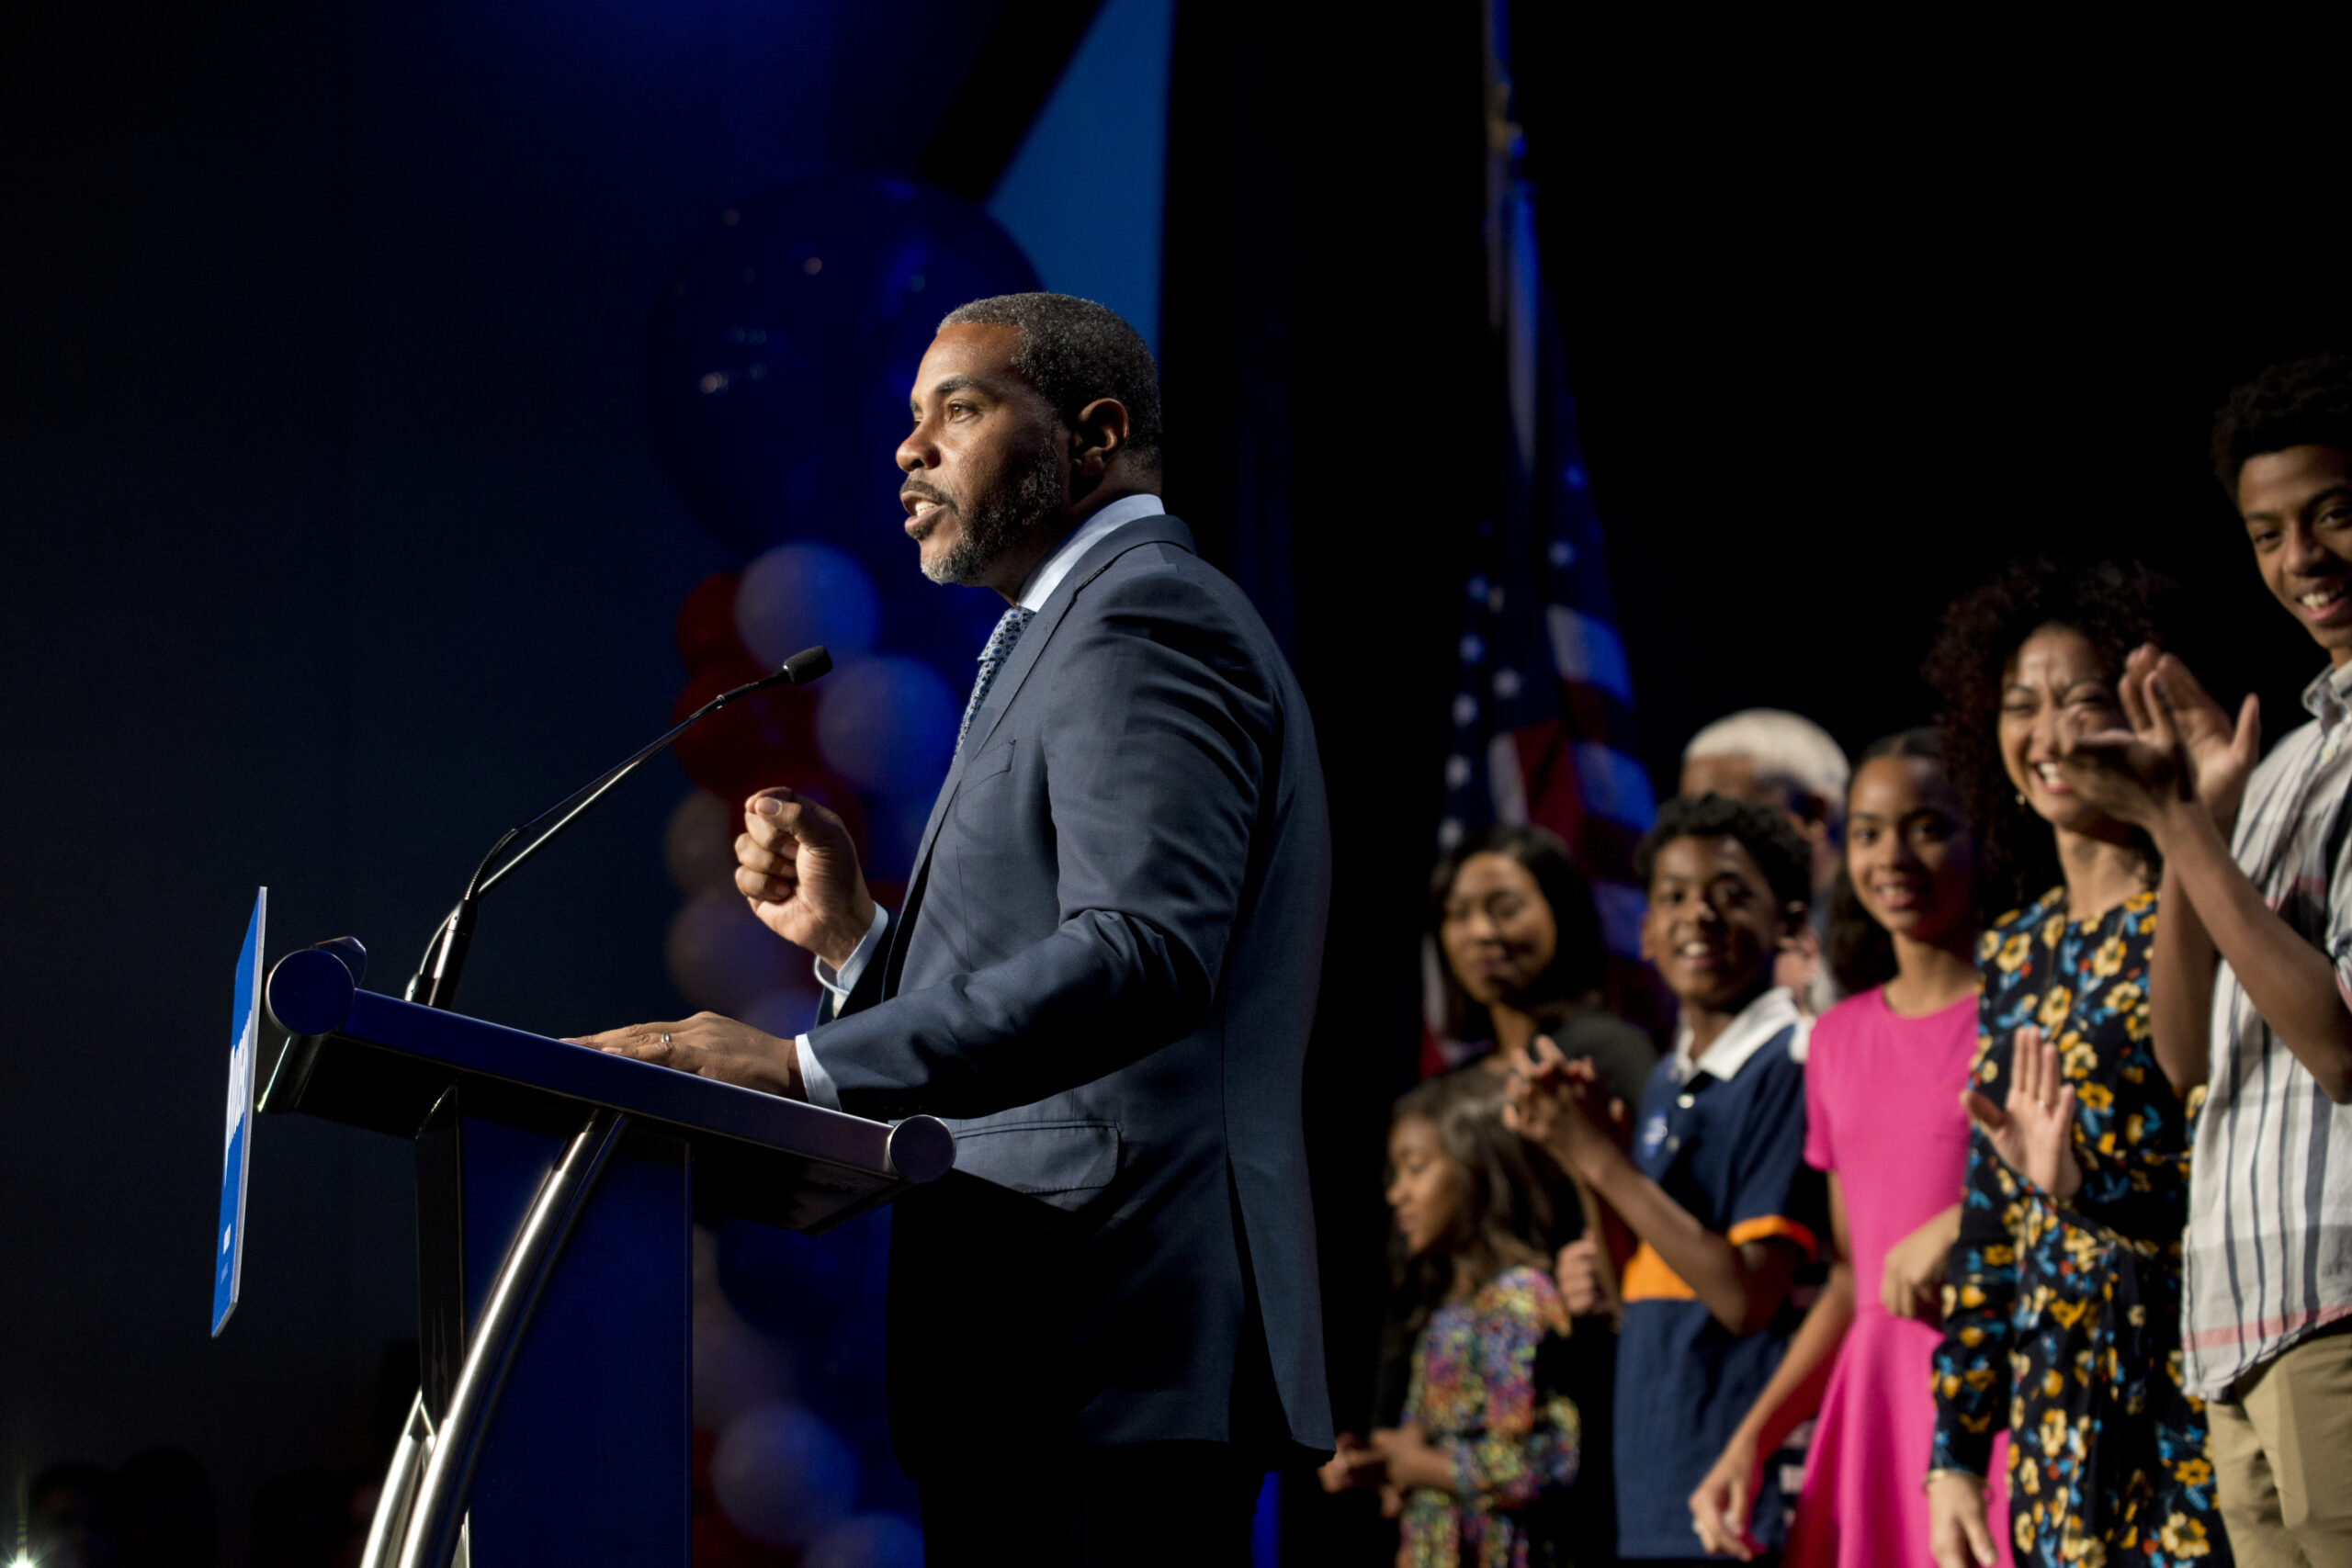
[{"x1": 404, "y1": 646, "x2": 834, "y2": 1010}]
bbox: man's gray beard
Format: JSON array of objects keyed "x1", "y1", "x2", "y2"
[{"x1": 920, "y1": 437, "x2": 1064, "y2": 587}]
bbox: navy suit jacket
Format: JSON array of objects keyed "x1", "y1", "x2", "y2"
[{"x1": 808, "y1": 513, "x2": 1333, "y2": 1468}]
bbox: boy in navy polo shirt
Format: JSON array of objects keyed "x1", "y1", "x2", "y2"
[{"x1": 1510, "y1": 793, "x2": 1823, "y2": 1564}]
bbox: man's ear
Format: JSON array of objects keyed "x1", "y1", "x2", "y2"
[
  {"x1": 1069, "y1": 396, "x2": 1130, "y2": 477},
  {"x1": 1776, "y1": 902, "x2": 1811, "y2": 951}
]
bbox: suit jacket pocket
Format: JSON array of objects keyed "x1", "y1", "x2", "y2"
[
  {"x1": 965, "y1": 737, "x2": 1015, "y2": 781},
  {"x1": 949, "y1": 1118, "x2": 1122, "y2": 1198}
]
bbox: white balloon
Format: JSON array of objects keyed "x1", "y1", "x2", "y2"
[
  {"x1": 805, "y1": 1513, "x2": 924, "y2": 1568},
  {"x1": 737, "y1": 543, "x2": 880, "y2": 671},
  {"x1": 709, "y1": 1403, "x2": 860, "y2": 1548},
  {"x1": 813, "y1": 657, "x2": 959, "y2": 794},
  {"x1": 664, "y1": 891, "x2": 801, "y2": 1015},
  {"x1": 663, "y1": 789, "x2": 741, "y2": 897}
]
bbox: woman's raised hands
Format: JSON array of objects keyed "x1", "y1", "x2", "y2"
[{"x1": 1961, "y1": 1024, "x2": 2082, "y2": 1201}]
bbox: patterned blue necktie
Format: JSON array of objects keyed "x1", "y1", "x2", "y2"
[{"x1": 958, "y1": 605, "x2": 1035, "y2": 750}]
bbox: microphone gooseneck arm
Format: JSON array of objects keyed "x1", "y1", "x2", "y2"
[{"x1": 406, "y1": 645, "x2": 833, "y2": 1010}]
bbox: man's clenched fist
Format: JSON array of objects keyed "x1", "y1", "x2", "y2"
[{"x1": 735, "y1": 788, "x2": 876, "y2": 969}]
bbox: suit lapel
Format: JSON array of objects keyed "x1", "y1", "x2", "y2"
[{"x1": 880, "y1": 515, "x2": 1195, "y2": 995}]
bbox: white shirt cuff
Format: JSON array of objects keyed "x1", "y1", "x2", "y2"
[
  {"x1": 797, "y1": 905, "x2": 888, "y2": 1112},
  {"x1": 794, "y1": 1032, "x2": 842, "y2": 1111},
  {"x1": 815, "y1": 903, "x2": 890, "y2": 1003}
]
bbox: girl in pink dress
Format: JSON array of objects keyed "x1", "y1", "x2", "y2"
[{"x1": 1687, "y1": 730, "x2": 2010, "y2": 1566}]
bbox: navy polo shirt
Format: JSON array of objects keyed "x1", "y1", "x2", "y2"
[{"x1": 1613, "y1": 987, "x2": 1823, "y2": 1561}]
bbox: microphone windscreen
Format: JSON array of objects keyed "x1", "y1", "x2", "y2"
[{"x1": 780, "y1": 646, "x2": 833, "y2": 685}]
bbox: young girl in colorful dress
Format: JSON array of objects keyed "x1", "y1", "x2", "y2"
[
  {"x1": 1321, "y1": 1073, "x2": 1582, "y2": 1567},
  {"x1": 1686, "y1": 729, "x2": 2013, "y2": 1565},
  {"x1": 1920, "y1": 560, "x2": 2228, "y2": 1568}
]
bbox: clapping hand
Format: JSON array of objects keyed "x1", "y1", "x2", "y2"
[
  {"x1": 1961, "y1": 1025, "x2": 2082, "y2": 1201},
  {"x1": 1503, "y1": 1038, "x2": 1624, "y2": 1179},
  {"x1": 2055, "y1": 645, "x2": 2261, "y2": 836}
]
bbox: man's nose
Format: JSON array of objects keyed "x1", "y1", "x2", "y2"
[{"x1": 897, "y1": 425, "x2": 934, "y2": 474}]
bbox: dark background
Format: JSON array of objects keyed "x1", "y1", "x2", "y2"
[{"x1": 6, "y1": 1, "x2": 2344, "y2": 1557}]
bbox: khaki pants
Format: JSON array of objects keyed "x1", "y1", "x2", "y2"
[{"x1": 2209, "y1": 1325, "x2": 2352, "y2": 1567}]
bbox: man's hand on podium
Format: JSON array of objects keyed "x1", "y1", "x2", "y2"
[
  {"x1": 569, "y1": 1014, "x2": 806, "y2": 1100},
  {"x1": 735, "y1": 788, "x2": 876, "y2": 972}
]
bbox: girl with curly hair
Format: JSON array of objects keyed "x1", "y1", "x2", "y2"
[{"x1": 1920, "y1": 560, "x2": 2228, "y2": 1568}]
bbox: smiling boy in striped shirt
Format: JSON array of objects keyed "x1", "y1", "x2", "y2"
[{"x1": 2052, "y1": 353, "x2": 2352, "y2": 1566}]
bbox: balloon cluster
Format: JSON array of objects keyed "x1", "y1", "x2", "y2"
[
  {"x1": 689, "y1": 1220, "x2": 920, "y2": 1568},
  {"x1": 647, "y1": 174, "x2": 1041, "y2": 1564}
]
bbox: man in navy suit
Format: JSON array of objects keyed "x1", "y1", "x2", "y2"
[{"x1": 588, "y1": 294, "x2": 1333, "y2": 1563}]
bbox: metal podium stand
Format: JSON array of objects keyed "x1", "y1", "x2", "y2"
[{"x1": 258, "y1": 944, "x2": 953, "y2": 1568}]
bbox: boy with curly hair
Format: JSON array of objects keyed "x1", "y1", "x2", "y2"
[
  {"x1": 2051, "y1": 352, "x2": 2352, "y2": 1564},
  {"x1": 1509, "y1": 792, "x2": 1825, "y2": 1563}
]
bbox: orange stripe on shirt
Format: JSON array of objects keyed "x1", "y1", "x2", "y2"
[
  {"x1": 1621, "y1": 1243, "x2": 1695, "y2": 1303},
  {"x1": 1728, "y1": 1215, "x2": 1816, "y2": 1258}
]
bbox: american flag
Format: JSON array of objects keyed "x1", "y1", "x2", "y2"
[{"x1": 1426, "y1": 1, "x2": 1660, "y2": 1069}]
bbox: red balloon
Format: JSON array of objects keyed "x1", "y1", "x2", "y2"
[
  {"x1": 676, "y1": 571, "x2": 750, "y2": 673},
  {"x1": 671, "y1": 660, "x2": 869, "y2": 854}
]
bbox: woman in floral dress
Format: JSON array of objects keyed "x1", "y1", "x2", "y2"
[{"x1": 1920, "y1": 561, "x2": 2228, "y2": 1567}]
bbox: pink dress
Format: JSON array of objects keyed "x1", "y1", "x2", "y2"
[{"x1": 1787, "y1": 987, "x2": 2013, "y2": 1568}]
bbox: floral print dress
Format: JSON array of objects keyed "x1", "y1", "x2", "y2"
[
  {"x1": 1930, "y1": 888, "x2": 2229, "y2": 1566},
  {"x1": 1400, "y1": 1265, "x2": 1581, "y2": 1568}
]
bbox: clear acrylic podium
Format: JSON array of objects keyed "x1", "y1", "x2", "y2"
[{"x1": 258, "y1": 943, "x2": 954, "y2": 1568}]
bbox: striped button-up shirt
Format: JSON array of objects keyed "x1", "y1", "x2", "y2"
[{"x1": 2183, "y1": 658, "x2": 2352, "y2": 1398}]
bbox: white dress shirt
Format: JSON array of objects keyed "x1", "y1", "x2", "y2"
[{"x1": 791, "y1": 493, "x2": 1167, "y2": 1109}]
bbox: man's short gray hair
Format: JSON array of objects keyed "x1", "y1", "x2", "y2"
[
  {"x1": 1683, "y1": 709, "x2": 1851, "y2": 818},
  {"x1": 939, "y1": 292, "x2": 1163, "y2": 471}
]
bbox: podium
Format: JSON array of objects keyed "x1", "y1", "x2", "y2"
[{"x1": 257, "y1": 944, "x2": 954, "y2": 1568}]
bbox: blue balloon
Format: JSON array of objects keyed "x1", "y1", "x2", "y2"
[
  {"x1": 814, "y1": 657, "x2": 959, "y2": 795},
  {"x1": 736, "y1": 541, "x2": 880, "y2": 670},
  {"x1": 646, "y1": 175, "x2": 1042, "y2": 559}
]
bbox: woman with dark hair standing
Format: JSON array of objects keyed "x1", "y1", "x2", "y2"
[
  {"x1": 1419, "y1": 825, "x2": 1654, "y2": 1562},
  {"x1": 1430, "y1": 823, "x2": 1658, "y2": 1117},
  {"x1": 1920, "y1": 561, "x2": 2228, "y2": 1568}
]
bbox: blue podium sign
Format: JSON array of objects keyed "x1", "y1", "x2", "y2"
[{"x1": 214, "y1": 888, "x2": 266, "y2": 1337}]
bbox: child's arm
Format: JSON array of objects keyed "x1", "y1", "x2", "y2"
[
  {"x1": 2145, "y1": 791, "x2": 2352, "y2": 1101},
  {"x1": 2149, "y1": 856, "x2": 2222, "y2": 1097},
  {"x1": 2057, "y1": 653, "x2": 2352, "y2": 1102},
  {"x1": 1579, "y1": 1143, "x2": 1803, "y2": 1336},
  {"x1": 1690, "y1": 1175, "x2": 1855, "y2": 1560},
  {"x1": 1508, "y1": 1052, "x2": 1803, "y2": 1336}
]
